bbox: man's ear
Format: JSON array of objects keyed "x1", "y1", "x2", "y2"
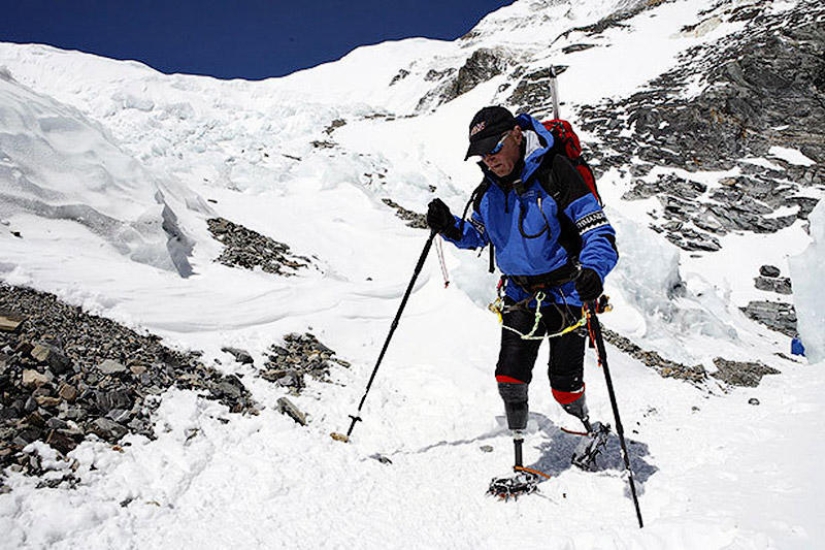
[{"x1": 512, "y1": 125, "x2": 523, "y2": 144}]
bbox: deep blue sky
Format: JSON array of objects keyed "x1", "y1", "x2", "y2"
[{"x1": 0, "y1": 0, "x2": 514, "y2": 80}]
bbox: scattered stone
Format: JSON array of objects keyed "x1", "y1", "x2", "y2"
[
  {"x1": 95, "y1": 390, "x2": 133, "y2": 413},
  {"x1": 0, "y1": 283, "x2": 260, "y2": 479},
  {"x1": 480, "y1": 445, "x2": 494, "y2": 453},
  {"x1": 370, "y1": 454, "x2": 393, "y2": 465},
  {"x1": 98, "y1": 359, "x2": 128, "y2": 375},
  {"x1": 221, "y1": 347, "x2": 254, "y2": 365},
  {"x1": 31, "y1": 343, "x2": 73, "y2": 375},
  {"x1": 22, "y1": 369, "x2": 53, "y2": 388},
  {"x1": 261, "y1": 333, "x2": 350, "y2": 395},
  {"x1": 276, "y1": 397, "x2": 307, "y2": 426},
  {"x1": 600, "y1": 328, "x2": 707, "y2": 384},
  {"x1": 46, "y1": 430, "x2": 79, "y2": 455},
  {"x1": 129, "y1": 365, "x2": 148, "y2": 376},
  {"x1": 381, "y1": 198, "x2": 427, "y2": 229},
  {"x1": 0, "y1": 313, "x2": 24, "y2": 333},
  {"x1": 573, "y1": 1, "x2": 824, "y2": 252},
  {"x1": 34, "y1": 396, "x2": 61, "y2": 408},
  {"x1": 89, "y1": 418, "x2": 128, "y2": 441},
  {"x1": 748, "y1": 398, "x2": 761, "y2": 406},
  {"x1": 207, "y1": 217, "x2": 316, "y2": 276}
]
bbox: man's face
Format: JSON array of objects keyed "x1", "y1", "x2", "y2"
[{"x1": 482, "y1": 126, "x2": 522, "y2": 178}]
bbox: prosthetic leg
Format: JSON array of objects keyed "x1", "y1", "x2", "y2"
[
  {"x1": 558, "y1": 392, "x2": 610, "y2": 471},
  {"x1": 487, "y1": 382, "x2": 549, "y2": 499}
]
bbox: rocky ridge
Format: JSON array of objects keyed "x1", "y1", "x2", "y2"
[
  {"x1": 0, "y1": 284, "x2": 258, "y2": 484},
  {"x1": 601, "y1": 327, "x2": 781, "y2": 389},
  {"x1": 0, "y1": 284, "x2": 352, "y2": 490},
  {"x1": 416, "y1": 0, "x2": 823, "y2": 255},
  {"x1": 577, "y1": 0, "x2": 824, "y2": 252}
]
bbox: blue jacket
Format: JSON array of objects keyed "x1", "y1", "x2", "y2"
[{"x1": 444, "y1": 114, "x2": 618, "y2": 305}]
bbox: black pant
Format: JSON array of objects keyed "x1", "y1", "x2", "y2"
[{"x1": 495, "y1": 298, "x2": 586, "y2": 393}]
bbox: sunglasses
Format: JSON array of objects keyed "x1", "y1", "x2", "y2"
[{"x1": 486, "y1": 132, "x2": 511, "y2": 156}]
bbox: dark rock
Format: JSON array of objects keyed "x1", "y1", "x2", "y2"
[
  {"x1": 711, "y1": 358, "x2": 780, "y2": 388},
  {"x1": 563, "y1": 44, "x2": 596, "y2": 54},
  {"x1": 754, "y1": 276, "x2": 792, "y2": 294},
  {"x1": 597, "y1": 328, "x2": 707, "y2": 384},
  {"x1": 89, "y1": 418, "x2": 128, "y2": 441},
  {"x1": 389, "y1": 69, "x2": 410, "y2": 86},
  {"x1": 13, "y1": 426, "x2": 43, "y2": 446},
  {"x1": 759, "y1": 265, "x2": 782, "y2": 277},
  {"x1": 57, "y1": 382, "x2": 78, "y2": 402},
  {"x1": 207, "y1": 217, "x2": 315, "y2": 276},
  {"x1": 31, "y1": 343, "x2": 72, "y2": 375},
  {"x1": 0, "y1": 283, "x2": 261, "y2": 474},
  {"x1": 381, "y1": 198, "x2": 427, "y2": 229},
  {"x1": 221, "y1": 347, "x2": 254, "y2": 365},
  {"x1": 95, "y1": 390, "x2": 133, "y2": 413},
  {"x1": 45, "y1": 430, "x2": 78, "y2": 455},
  {"x1": 45, "y1": 417, "x2": 68, "y2": 430},
  {"x1": 277, "y1": 397, "x2": 307, "y2": 426},
  {"x1": 260, "y1": 333, "x2": 350, "y2": 395},
  {"x1": 63, "y1": 406, "x2": 89, "y2": 422},
  {"x1": 215, "y1": 380, "x2": 243, "y2": 400},
  {"x1": 576, "y1": 1, "x2": 824, "y2": 251},
  {"x1": 417, "y1": 48, "x2": 511, "y2": 110},
  {"x1": 740, "y1": 301, "x2": 797, "y2": 336}
]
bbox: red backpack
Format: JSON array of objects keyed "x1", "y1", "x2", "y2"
[{"x1": 542, "y1": 119, "x2": 602, "y2": 205}]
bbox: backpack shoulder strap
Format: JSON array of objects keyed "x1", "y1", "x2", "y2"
[
  {"x1": 470, "y1": 179, "x2": 491, "y2": 213},
  {"x1": 461, "y1": 179, "x2": 496, "y2": 273},
  {"x1": 537, "y1": 154, "x2": 583, "y2": 259}
]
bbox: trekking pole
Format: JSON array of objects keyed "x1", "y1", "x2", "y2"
[
  {"x1": 332, "y1": 229, "x2": 437, "y2": 443},
  {"x1": 585, "y1": 302, "x2": 644, "y2": 529}
]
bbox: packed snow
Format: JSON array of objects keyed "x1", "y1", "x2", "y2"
[{"x1": 1, "y1": 0, "x2": 823, "y2": 548}]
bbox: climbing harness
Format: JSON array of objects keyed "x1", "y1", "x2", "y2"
[{"x1": 488, "y1": 279, "x2": 588, "y2": 341}]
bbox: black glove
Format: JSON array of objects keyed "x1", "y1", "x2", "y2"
[
  {"x1": 426, "y1": 199, "x2": 459, "y2": 238},
  {"x1": 575, "y1": 268, "x2": 603, "y2": 301}
]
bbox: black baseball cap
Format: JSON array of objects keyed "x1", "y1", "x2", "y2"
[{"x1": 464, "y1": 106, "x2": 517, "y2": 160}]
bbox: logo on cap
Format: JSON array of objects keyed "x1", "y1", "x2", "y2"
[{"x1": 470, "y1": 121, "x2": 486, "y2": 137}]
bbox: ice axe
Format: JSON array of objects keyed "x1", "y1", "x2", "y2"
[{"x1": 331, "y1": 229, "x2": 437, "y2": 443}]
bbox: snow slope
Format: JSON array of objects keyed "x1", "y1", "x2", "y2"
[{"x1": 1, "y1": 0, "x2": 823, "y2": 548}]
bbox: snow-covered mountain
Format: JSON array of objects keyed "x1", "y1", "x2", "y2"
[{"x1": 1, "y1": 0, "x2": 824, "y2": 548}]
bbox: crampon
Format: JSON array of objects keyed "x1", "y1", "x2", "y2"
[
  {"x1": 568, "y1": 421, "x2": 611, "y2": 471},
  {"x1": 487, "y1": 466, "x2": 550, "y2": 501}
]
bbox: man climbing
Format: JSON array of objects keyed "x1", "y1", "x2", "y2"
[{"x1": 427, "y1": 106, "x2": 618, "y2": 474}]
